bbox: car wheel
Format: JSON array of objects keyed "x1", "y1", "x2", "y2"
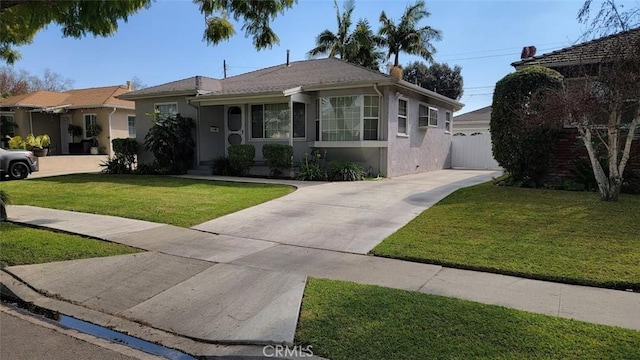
[{"x1": 9, "y1": 161, "x2": 29, "y2": 180}]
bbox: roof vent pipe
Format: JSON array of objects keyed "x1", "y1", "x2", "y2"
[{"x1": 286, "y1": 49, "x2": 290, "y2": 66}]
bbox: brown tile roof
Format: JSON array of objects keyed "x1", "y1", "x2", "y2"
[
  {"x1": 0, "y1": 90, "x2": 69, "y2": 108},
  {"x1": 512, "y1": 27, "x2": 640, "y2": 68},
  {"x1": 453, "y1": 106, "x2": 492, "y2": 122},
  {"x1": 0, "y1": 85, "x2": 134, "y2": 110},
  {"x1": 64, "y1": 85, "x2": 134, "y2": 109}
]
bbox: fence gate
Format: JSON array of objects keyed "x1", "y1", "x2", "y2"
[{"x1": 451, "y1": 133, "x2": 502, "y2": 170}]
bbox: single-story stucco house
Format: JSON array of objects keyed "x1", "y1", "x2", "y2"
[
  {"x1": 0, "y1": 84, "x2": 136, "y2": 157},
  {"x1": 119, "y1": 58, "x2": 462, "y2": 177}
]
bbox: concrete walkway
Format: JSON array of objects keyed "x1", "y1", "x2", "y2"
[{"x1": 3, "y1": 170, "x2": 640, "y2": 355}]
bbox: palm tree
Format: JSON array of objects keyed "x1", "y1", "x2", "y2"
[
  {"x1": 307, "y1": 0, "x2": 355, "y2": 58},
  {"x1": 308, "y1": 1, "x2": 384, "y2": 71},
  {"x1": 378, "y1": 0, "x2": 442, "y2": 68}
]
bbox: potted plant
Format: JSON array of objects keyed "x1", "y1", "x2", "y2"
[
  {"x1": 25, "y1": 133, "x2": 51, "y2": 157},
  {"x1": 86, "y1": 123, "x2": 102, "y2": 155},
  {"x1": 68, "y1": 124, "x2": 83, "y2": 154}
]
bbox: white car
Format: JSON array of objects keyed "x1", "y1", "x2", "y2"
[{"x1": 0, "y1": 148, "x2": 39, "y2": 180}]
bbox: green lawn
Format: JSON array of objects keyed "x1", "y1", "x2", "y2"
[
  {"x1": 0, "y1": 222, "x2": 138, "y2": 267},
  {"x1": 1, "y1": 174, "x2": 294, "y2": 227},
  {"x1": 372, "y1": 183, "x2": 640, "y2": 290},
  {"x1": 296, "y1": 279, "x2": 640, "y2": 360}
]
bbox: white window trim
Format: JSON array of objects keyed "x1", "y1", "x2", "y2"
[
  {"x1": 318, "y1": 95, "x2": 380, "y2": 142},
  {"x1": 362, "y1": 95, "x2": 380, "y2": 141},
  {"x1": 292, "y1": 101, "x2": 307, "y2": 140},
  {"x1": 397, "y1": 97, "x2": 409, "y2": 136},
  {"x1": 127, "y1": 115, "x2": 136, "y2": 138},
  {"x1": 154, "y1": 102, "x2": 178, "y2": 118},
  {"x1": 250, "y1": 103, "x2": 302, "y2": 141},
  {"x1": 445, "y1": 111, "x2": 452, "y2": 134},
  {"x1": 418, "y1": 102, "x2": 430, "y2": 129},
  {"x1": 83, "y1": 113, "x2": 97, "y2": 139},
  {"x1": 428, "y1": 106, "x2": 439, "y2": 128}
]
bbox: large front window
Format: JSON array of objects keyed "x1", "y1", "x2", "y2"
[
  {"x1": 251, "y1": 102, "x2": 306, "y2": 139},
  {"x1": 318, "y1": 95, "x2": 380, "y2": 141}
]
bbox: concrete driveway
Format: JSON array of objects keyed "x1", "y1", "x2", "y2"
[{"x1": 193, "y1": 169, "x2": 501, "y2": 254}]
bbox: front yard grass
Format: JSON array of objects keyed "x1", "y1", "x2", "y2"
[
  {"x1": 296, "y1": 279, "x2": 640, "y2": 360},
  {"x1": 0, "y1": 222, "x2": 138, "y2": 267},
  {"x1": 372, "y1": 182, "x2": 640, "y2": 290},
  {"x1": 1, "y1": 174, "x2": 294, "y2": 227}
]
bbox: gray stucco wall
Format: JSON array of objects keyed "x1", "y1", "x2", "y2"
[
  {"x1": 385, "y1": 87, "x2": 453, "y2": 178},
  {"x1": 198, "y1": 105, "x2": 225, "y2": 164}
]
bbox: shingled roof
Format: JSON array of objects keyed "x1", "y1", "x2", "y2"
[
  {"x1": 511, "y1": 27, "x2": 640, "y2": 68},
  {"x1": 118, "y1": 76, "x2": 221, "y2": 99},
  {"x1": 453, "y1": 106, "x2": 491, "y2": 122},
  {"x1": 0, "y1": 85, "x2": 134, "y2": 110},
  {"x1": 210, "y1": 58, "x2": 391, "y2": 96},
  {"x1": 117, "y1": 57, "x2": 463, "y2": 109}
]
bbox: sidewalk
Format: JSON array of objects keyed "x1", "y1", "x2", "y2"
[{"x1": 6, "y1": 205, "x2": 640, "y2": 334}]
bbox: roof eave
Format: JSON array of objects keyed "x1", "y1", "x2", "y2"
[
  {"x1": 395, "y1": 80, "x2": 464, "y2": 110},
  {"x1": 117, "y1": 90, "x2": 200, "y2": 100}
]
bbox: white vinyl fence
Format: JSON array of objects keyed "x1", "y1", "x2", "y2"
[{"x1": 451, "y1": 133, "x2": 502, "y2": 170}]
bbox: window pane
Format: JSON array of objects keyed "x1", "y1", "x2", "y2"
[
  {"x1": 0, "y1": 114, "x2": 16, "y2": 136},
  {"x1": 128, "y1": 116, "x2": 136, "y2": 138},
  {"x1": 398, "y1": 99, "x2": 407, "y2": 116},
  {"x1": 155, "y1": 103, "x2": 177, "y2": 119},
  {"x1": 293, "y1": 102, "x2": 305, "y2": 138},
  {"x1": 264, "y1": 103, "x2": 290, "y2": 139},
  {"x1": 251, "y1": 105, "x2": 264, "y2": 138},
  {"x1": 398, "y1": 117, "x2": 406, "y2": 134},
  {"x1": 364, "y1": 118, "x2": 378, "y2": 140},
  {"x1": 429, "y1": 108, "x2": 438, "y2": 127},
  {"x1": 321, "y1": 96, "x2": 360, "y2": 141},
  {"x1": 419, "y1": 105, "x2": 429, "y2": 127}
]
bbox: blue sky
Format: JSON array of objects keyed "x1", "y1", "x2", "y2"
[{"x1": 9, "y1": 0, "x2": 636, "y2": 114}]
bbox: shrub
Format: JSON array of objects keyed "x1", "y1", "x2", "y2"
[
  {"x1": 211, "y1": 156, "x2": 233, "y2": 176},
  {"x1": 133, "y1": 162, "x2": 158, "y2": 175},
  {"x1": 491, "y1": 66, "x2": 564, "y2": 186},
  {"x1": 112, "y1": 138, "x2": 138, "y2": 171},
  {"x1": 297, "y1": 154, "x2": 327, "y2": 181},
  {"x1": 228, "y1": 144, "x2": 255, "y2": 175},
  {"x1": 262, "y1": 144, "x2": 293, "y2": 177},
  {"x1": 144, "y1": 114, "x2": 195, "y2": 174},
  {"x1": 100, "y1": 157, "x2": 129, "y2": 174},
  {"x1": 328, "y1": 159, "x2": 366, "y2": 181}
]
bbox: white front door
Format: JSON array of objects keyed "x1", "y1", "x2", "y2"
[
  {"x1": 225, "y1": 105, "x2": 244, "y2": 155},
  {"x1": 60, "y1": 114, "x2": 72, "y2": 154}
]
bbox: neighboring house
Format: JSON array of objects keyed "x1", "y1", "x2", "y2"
[
  {"x1": 450, "y1": 106, "x2": 501, "y2": 170},
  {"x1": 511, "y1": 28, "x2": 640, "y2": 186},
  {"x1": 0, "y1": 84, "x2": 136, "y2": 156},
  {"x1": 119, "y1": 58, "x2": 462, "y2": 177},
  {"x1": 452, "y1": 106, "x2": 491, "y2": 136}
]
